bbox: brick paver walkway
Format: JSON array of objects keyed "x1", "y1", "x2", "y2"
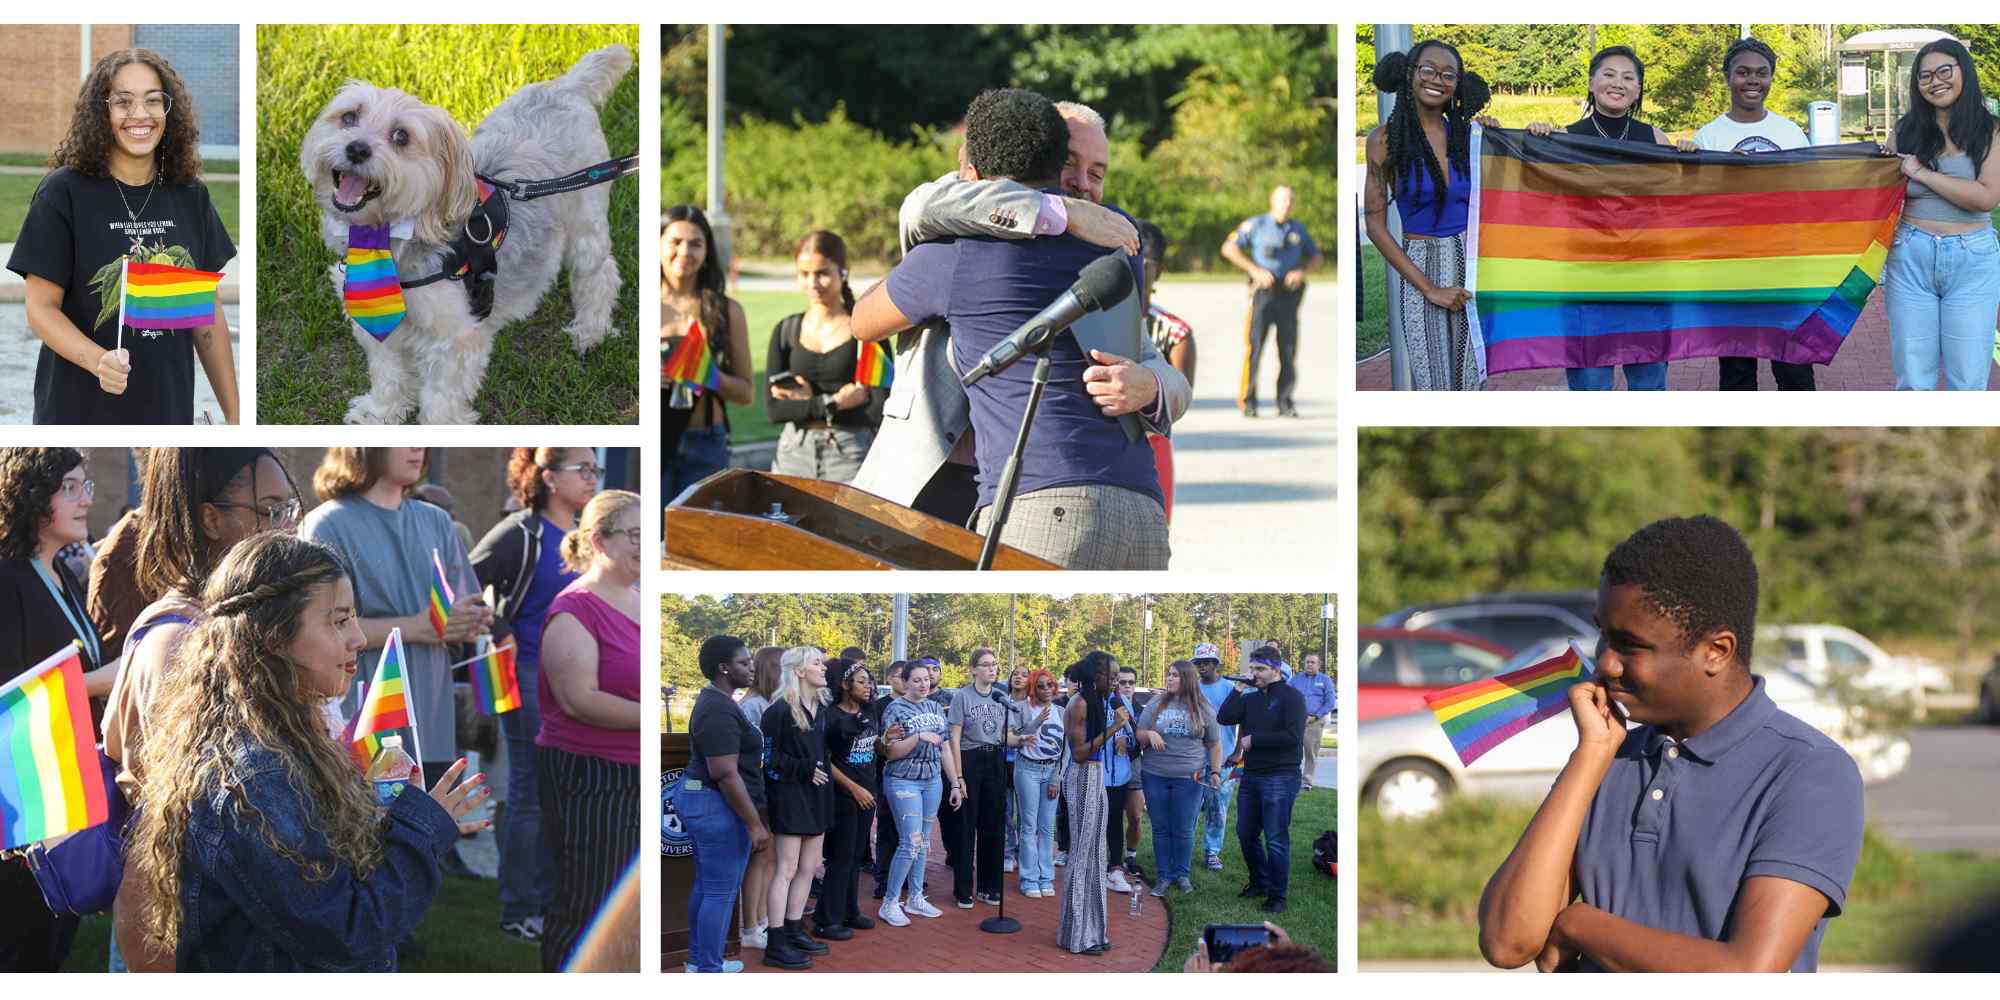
[
  {"x1": 740, "y1": 823, "x2": 1170, "y2": 973},
  {"x1": 1357, "y1": 286, "x2": 2000, "y2": 389}
]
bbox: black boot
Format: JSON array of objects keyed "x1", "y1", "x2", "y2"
[
  {"x1": 759, "y1": 924, "x2": 812, "y2": 970},
  {"x1": 786, "y1": 918, "x2": 829, "y2": 955}
]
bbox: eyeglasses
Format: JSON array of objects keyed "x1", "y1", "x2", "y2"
[
  {"x1": 210, "y1": 497, "x2": 303, "y2": 530},
  {"x1": 1415, "y1": 64, "x2": 1459, "y2": 85},
  {"x1": 107, "y1": 92, "x2": 171, "y2": 118},
  {"x1": 1919, "y1": 65, "x2": 1958, "y2": 86},
  {"x1": 548, "y1": 462, "x2": 602, "y2": 480},
  {"x1": 59, "y1": 479, "x2": 95, "y2": 502},
  {"x1": 603, "y1": 527, "x2": 640, "y2": 547}
]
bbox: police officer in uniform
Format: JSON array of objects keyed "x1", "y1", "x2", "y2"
[{"x1": 1221, "y1": 185, "x2": 1322, "y2": 418}]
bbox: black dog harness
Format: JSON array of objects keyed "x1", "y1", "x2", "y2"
[{"x1": 400, "y1": 153, "x2": 639, "y2": 319}]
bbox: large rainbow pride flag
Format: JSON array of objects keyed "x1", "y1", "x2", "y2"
[
  {"x1": 0, "y1": 643, "x2": 110, "y2": 850},
  {"x1": 1425, "y1": 640, "x2": 1595, "y2": 767},
  {"x1": 1467, "y1": 128, "x2": 1905, "y2": 376},
  {"x1": 348, "y1": 628, "x2": 414, "y2": 769},
  {"x1": 122, "y1": 260, "x2": 224, "y2": 331}
]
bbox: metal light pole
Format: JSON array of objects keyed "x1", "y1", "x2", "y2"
[
  {"x1": 705, "y1": 25, "x2": 732, "y2": 276},
  {"x1": 1375, "y1": 24, "x2": 1414, "y2": 389},
  {"x1": 1321, "y1": 595, "x2": 1334, "y2": 672},
  {"x1": 891, "y1": 593, "x2": 909, "y2": 663}
]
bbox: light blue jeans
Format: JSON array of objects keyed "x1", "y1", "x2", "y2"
[
  {"x1": 1565, "y1": 363, "x2": 1667, "y2": 390},
  {"x1": 1884, "y1": 222, "x2": 2000, "y2": 390},
  {"x1": 1012, "y1": 757, "x2": 1061, "y2": 892},
  {"x1": 882, "y1": 774, "x2": 941, "y2": 904},
  {"x1": 1199, "y1": 775, "x2": 1238, "y2": 857}
]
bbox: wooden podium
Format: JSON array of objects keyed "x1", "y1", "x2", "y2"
[
  {"x1": 663, "y1": 469, "x2": 1059, "y2": 570},
  {"x1": 662, "y1": 733, "x2": 737, "y2": 969}
]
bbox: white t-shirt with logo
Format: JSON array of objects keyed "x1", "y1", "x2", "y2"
[{"x1": 1694, "y1": 111, "x2": 1810, "y2": 154}]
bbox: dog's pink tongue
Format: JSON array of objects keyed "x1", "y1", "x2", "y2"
[{"x1": 335, "y1": 172, "x2": 370, "y2": 204}]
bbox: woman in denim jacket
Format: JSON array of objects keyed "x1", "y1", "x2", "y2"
[{"x1": 124, "y1": 533, "x2": 488, "y2": 970}]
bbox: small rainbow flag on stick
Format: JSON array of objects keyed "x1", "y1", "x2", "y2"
[
  {"x1": 662, "y1": 318, "x2": 720, "y2": 393},
  {"x1": 853, "y1": 339, "x2": 894, "y2": 388},
  {"x1": 119, "y1": 259, "x2": 225, "y2": 350},
  {"x1": 1425, "y1": 640, "x2": 1596, "y2": 767},
  {"x1": 427, "y1": 548, "x2": 454, "y2": 640},
  {"x1": 0, "y1": 643, "x2": 111, "y2": 850},
  {"x1": 348, "y1": 628, "x2": 416, "y2": 770},
  {"x1": 467, "y1": 638, "x2": 522, "y2": 715}
]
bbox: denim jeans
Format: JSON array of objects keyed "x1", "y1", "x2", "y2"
[
  {"x1": 107, "y1": 911, "x2": 126, "y2": 972},
  {"x1": 670, "y1": 783, "x2": 750, "y2": 973},
  {"x1": 1141, "y1": 771, "x2": 1203, "y2": 884},
  {"x1": 1237, "y1": 771, "x2": 1302, "y2": 900},
  {"x1": 1012, "y1": 758, "x2": 1060, "y2": 892},
  {"x1": 1884, "y1": 223, "x2": 2000, "y2": 390},
  {"x1": 882, "y1": 774, "x2": 941, "y2": 903},
  {"x1": 1565, "y1": 362, "x2": 1667, "y2": 390},
  {"x1": 497, "y1": 658, "x2": 549, "y2": 922},
  {"x1": 1199, "y1": 775, "x2": 1237, "y2": 857},
  {"x1": 664, "y1": 424, "x2": 731, "y2": 502}
]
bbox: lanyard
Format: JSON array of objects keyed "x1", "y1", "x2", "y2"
[{"x1": 32, "y1": 558, "x2": 101, "y2": 667}]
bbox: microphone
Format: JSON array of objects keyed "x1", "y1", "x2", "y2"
[{"x1": 961, "y1": 254, "x2": 1135, "y2": 387}]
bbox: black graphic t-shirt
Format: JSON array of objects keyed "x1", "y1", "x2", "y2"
[
  {"x1": 7, "y1": 166, "x2": 235, "y2": 424},
  {"x1": 824, "y1": 703, "x2": 880, "y2": 796}
]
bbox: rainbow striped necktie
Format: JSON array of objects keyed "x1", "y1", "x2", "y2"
[{"x1": 345, "y1": 223, "x2": 406, "y2": 340}]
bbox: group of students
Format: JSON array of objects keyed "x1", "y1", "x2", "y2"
[
  {"x1": 674, "y1": 636, "x2": 1324, "y2": 972},
  {"x1": 1368, "y1": 34, "x2": 2000, "y2": 391},
  {"x1": 0, "y1": 446, "x2": 641, "y2": 972}
]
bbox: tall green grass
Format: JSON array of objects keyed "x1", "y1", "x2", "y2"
[{"x1": 254, "y1": 24, "x2": 640, "y2": 425}]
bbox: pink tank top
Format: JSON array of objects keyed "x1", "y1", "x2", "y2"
[{"x1": 536, "y1": 579, "x2": 640, "y2": 764}]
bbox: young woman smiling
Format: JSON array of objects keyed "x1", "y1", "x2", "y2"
[
  {"x1": 1883, "y1": 38, "x2": 2000, "y2": 391},
  {"x1": 6, "y1": 49, "x2": 237, "y2": 424}
]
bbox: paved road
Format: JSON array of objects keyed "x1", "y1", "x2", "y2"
[
  {"x1": 1311, "y1": 749, "x2": 1337, "y2": 789},
  {"x1": 743, "y1": 273, "x2": 1337, "y2": 571},
  {"x1": 0, "y1": 304, "x2": 239, "y2": 424},
  {"x1": 1866, "y1": 725, "x2": 2000, "y2": 854}
]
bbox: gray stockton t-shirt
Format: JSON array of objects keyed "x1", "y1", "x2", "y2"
[
  {"x1": 1138, "y1": 698, "x2": 1218, "y2": 779},
  {"x1": 948, "y1": 684, "x2": 1010, "y2": 749},
  {"x1": 1573, "y1": 676, "x2": 1863, "y2": 972},
  {"x1": 300, "y1": 495, "x2": 470, "y2": 764},
  {"x1": 882, "y1": 696, "x2": 950, "y2": 782}
]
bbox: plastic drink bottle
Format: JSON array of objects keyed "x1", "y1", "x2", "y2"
[{"x1": 366, "y1": 734, "x2": 419, "y2": 807}]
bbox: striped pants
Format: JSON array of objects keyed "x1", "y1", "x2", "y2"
[{"x1": 537, "y1": 746, "x2": 638, "y2": 971}]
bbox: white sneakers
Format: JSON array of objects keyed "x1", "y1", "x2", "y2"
[
  {"x1": 1105, "y1": 870, "x2": 1134, "y2": 894},
  {"x1": 1003, "y1": 858, "x2": 1016, "y2": 873},
  {"x1": 1023, "y1": 886, "x2": 1043, "y2": 898},
  {"x1": 877, "y1": 900, "x2": 910, "y2": 927},
  {"x1": 905, "y1": 895, "x2": 944, "y2": 918},
  {"x1": 741, "y1": 922, "x2": 768, "y2": 949}
]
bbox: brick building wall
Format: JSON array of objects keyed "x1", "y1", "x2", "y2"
[{"x1": 0, "y1": 24, "x2": 237, "y2": 158}]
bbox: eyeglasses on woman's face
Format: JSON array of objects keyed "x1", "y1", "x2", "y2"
[
  {"x1": 58, "y1": 478, "x2": 96, "y2": 502},
  {"x1": 603, "y1": 526, "x2": 641, "y2": 547},
  {"x1": 548, "y1": 462, "x2": 602, "y2": 481},
  {"x1": 210, "y1": 497, "x2": 303, "y2": 530},
  {"x1": 108, "y1": 91, "x2": 171, "y2": 119},
  {"x1": 1919, "y1": 63, "x2": 1958, "y2": 86},
  {"x1": 1414, "y1": 63, "x2": 1459, "y2": 85}
]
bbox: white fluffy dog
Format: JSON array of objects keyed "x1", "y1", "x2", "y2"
[{"x1": 300, "y1": 44, "x2": 632, "y2": 424}]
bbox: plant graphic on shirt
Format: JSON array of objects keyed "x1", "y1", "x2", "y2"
[{"x1": 89, "y1": 239, "x2": 199, "y2": 332}]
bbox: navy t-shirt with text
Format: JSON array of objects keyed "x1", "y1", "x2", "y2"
[{"x1": 884, "y1": 213, "x2": 1159, "y2": 510}]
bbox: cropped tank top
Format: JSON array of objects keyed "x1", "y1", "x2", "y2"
[
  {"x1": 1394, "y1": 158, "x2": 1471, "y2": 237},
  {"x1": 1903, "y1": 152, "x2": 1990, "y2": 224}
]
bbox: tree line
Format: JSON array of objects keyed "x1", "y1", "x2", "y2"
[
  {"x1": 1359, "y1": 428, "x2": 2000, "y2": 664},
  {"x1": 660, "y1": 592, "x2": 1334, "y2": 694}
]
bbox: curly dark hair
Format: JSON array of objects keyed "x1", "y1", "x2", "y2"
[
  {"x1": 506, "y1": 447, "x2": 587, "y2": 511},
  {"x1": 1601, "y1": 515, "x2": 1759, "y2": 666},
  {"x1": 964, "y1": 88, "x2": 1069, "y2": 186},
  {"x1": 50, "y1": 48, "x2": 203, "y2": 185},
  {"x1": 0, "y1": 448, "x2": 86, "y2": 562},
  {"x1": 1373, "y1": 42, "x2": 1490, "y2": 226}
]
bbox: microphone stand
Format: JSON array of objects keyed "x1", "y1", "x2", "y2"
[
  {"x1": 975, "y1": 343, "x2": 1054, "y2": 571},
  {"x1": 980, "y1": 699, "x2": 1021, "y2": 935}
]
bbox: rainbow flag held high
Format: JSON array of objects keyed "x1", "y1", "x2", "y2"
[
  {"x1": 1466, "y1": 127, "x2": 1904, "y2": 378},
  {"x1": 662, "y1": 318, "x2": 720, "y2": 393},
  {"x1": 427, "y1": 548, "x2": 454, "y2": 640},
  {"x1": 122, "y1": 260, "x2": 224, "y2": 331},
  {"x1": 853, "y1": 338, "x2": 894, "y2": 388},
  {"x1": 1424, "y1": 640, "x2": 1596, "y2": 767},
  {"x1": 0, "y1": 643, "x2": 111, "y2": 850},
  {"x1": 468, "y1": 639, "x2": 522, "y2": 715},
  {"x1": 348, "y1": 628, "x2": 414, "y2": 770}
]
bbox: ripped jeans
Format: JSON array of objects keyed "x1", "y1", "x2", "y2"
[{"x1": 881, "y1": 774, "x2": 942, "y2": 905}]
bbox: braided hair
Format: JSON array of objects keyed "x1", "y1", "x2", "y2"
[
  {"x1": 1721, "y1": 37, "x2": 1778, "y2": 78},
  {"x1": 1374, "y1": 41, "x2": 1491, "y2": 225}
]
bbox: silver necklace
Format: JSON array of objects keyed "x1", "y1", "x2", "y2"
[
  {"x1": 1590, "y1": 112, "x2": 1635, "y2": 142},
  {"x1": 114, "y1": 167, "x2": 158, "y2": 223}
]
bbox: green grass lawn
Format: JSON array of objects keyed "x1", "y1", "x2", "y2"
[
  {"x1": 1137, "y1": 785, "x2": 1336, "y2": 971},
  {"x1": 0, "y1": 174, "x2": 238, "y2": 247},
  {"x1": 60, "y1": 870, "x2": 539, "y2": 971},
  {"x1": 254, "y1": 24, "x2": 640, "y2": 425},
  {"x1": 1358, "y1": 246, "x2": 1388, "y2": 361},
  {"x1": 1358, "y1": 797, "x2": 2000, "y2": 967},
  {"x1": 726, "y1": 288, "x2": 799, "y2": 446}
]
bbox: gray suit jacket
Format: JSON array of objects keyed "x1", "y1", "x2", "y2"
[{"x1": 848, "y1": 175, "x2": 1191, "y2": 508}]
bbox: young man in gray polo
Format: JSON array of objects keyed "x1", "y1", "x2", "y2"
[{"x1": 1477, "y1": 516, "x2": 1864, "y2": 972}]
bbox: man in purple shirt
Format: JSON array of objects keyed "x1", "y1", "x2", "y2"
[
  {"x1": 1477, "y1": 516, "x2": 1864, "y2": 972},
  {"x1": 851, "y1": 88, "x2": 1167, "y2": 570}
]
